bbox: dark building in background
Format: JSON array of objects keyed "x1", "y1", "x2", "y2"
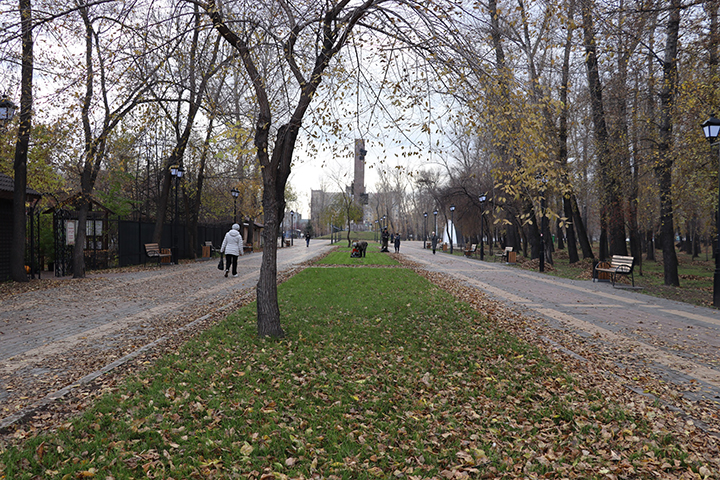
[{"x1": 0, "y1": 173, "x2": 41, "y2": 282}]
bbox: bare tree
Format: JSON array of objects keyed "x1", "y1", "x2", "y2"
[
  {"x1": 9, "y1": 0, "x2": 33, "y2": 282},
  {"x1": 201, "y1": 0, "x2": 378, "y2": 337},
  {"x1": 72, "y1": 1, "x2": 160, "y2": 278},
  {"x1": 655, "y1": 0, "x2": 681, "y2": 286},
  {"x1": 151, "y1": 4, "x2": 226, "y2": 247}
]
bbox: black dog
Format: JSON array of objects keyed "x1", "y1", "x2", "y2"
[{"x1": 356, "y1": 241, "x2": 368, "y2": 257}]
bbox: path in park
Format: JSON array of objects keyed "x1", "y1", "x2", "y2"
[
  {"x1": 0, "y1": 241, "x2": 334, "y2": 429},
  {"x1": 400, "y1": 240, "x2": 720, "y2": 408},
  {"x1": 3, "y1": 238, "x2": 720, "y2": 432}
]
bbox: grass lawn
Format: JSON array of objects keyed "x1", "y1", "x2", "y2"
[
  {"x1": 316, "y1": 245, "x2": 398, "y2": 266},
  {"x1": 1, "y1": 255, "x2": 717, "y2": 478}
]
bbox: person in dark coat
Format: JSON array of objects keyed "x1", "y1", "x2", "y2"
[
  {"x1": 381, "y1": 227, "x2": 390, "y2": 252},
  {"x1": 394, "y1": 233, "x2": 401, "y2": 253},
  {"x1": 431, "y1": 231, "x2": 438, "y2": 255}
]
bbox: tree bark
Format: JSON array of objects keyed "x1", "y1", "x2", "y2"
[
  {"x1": 10, "y1": 0, "x2": 33, "y2": 283},
  {"x1": 563, "y1": 196, "x2": 579, "y2": 262},
  {"x1": 655, "y1": 0, "x2": 681, "y2": 286},
  {"x1": 581, "y1": 0, "x2": 626, "y2": 257},
  {"x1": 152, "y1": 24, "x2": 221, "y2": 246},
  {"x1": 571, "y1": 195, "x2": 594, "y2": 259},
  {"x1": 646, "y1": 230, "x2": 655, "y2": 261},
  {"x1": 206, "y1": 0, "x2": 370, "y2": 337},
  {"x1": 187, "y1": 116, "x2": 216, "y2": 258},
  {"x1": 558, "y1": 0, "x2": 579, "y2": 264},
  {"x1": 488, "y1": 0, "x2": 541, "y2": 260}
]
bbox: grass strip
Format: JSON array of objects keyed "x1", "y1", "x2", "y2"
[
  {"x1": 0, "y1": 267, "x2": 711, "y2": 479},
  {"x1": 316, "y1": 247, "x2": 399, "y2": 266}
]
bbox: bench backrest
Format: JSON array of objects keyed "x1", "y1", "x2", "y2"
[
  {"x1": 205, "y1": 241, "x2": 213, "y2": 246},
  {"x1": 610, "y1": 255, "x2": 634, "y2": 272},
  {"x1": 145, "y1": 243, "x2": 160, "y2": 254},
  {"x1": 505, "y1": 246, "x2": 513, "y2": 253}
]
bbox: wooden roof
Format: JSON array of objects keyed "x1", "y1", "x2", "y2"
[
  {"x1": 0, "y1": 172, "x2": 42, "y2": 201},
  {"x1": 43, "y1": 192, "x2": 114, "y2": 215}
]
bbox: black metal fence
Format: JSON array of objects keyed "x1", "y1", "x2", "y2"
[{"x1": 117, "y1": 220, "x2": 228, "y2": 267}]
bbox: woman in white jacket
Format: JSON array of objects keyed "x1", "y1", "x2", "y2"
[{"x1": 220, "y1": 223, "x2": 244, "y2": 277}]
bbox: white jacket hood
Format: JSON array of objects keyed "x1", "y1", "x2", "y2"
[{"x1": 221, "y1": 227, "x2": 244, "y2": 256}]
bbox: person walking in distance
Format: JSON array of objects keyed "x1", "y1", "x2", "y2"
[
  {"x1": 221, "y1": 223, "x2": 244, "y2": 277},
  {"x1": 431, "y1": 231, "x2": 438, "y2": 255},
  {"x1": 381, "y1": 227, "x2": 390, "y2": 252},
  {"x1": 394, "y1": 233, "x2": 401, "y2": 253}
]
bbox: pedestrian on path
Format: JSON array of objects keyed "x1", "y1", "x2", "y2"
[
  {"x1": 381, "y1": 227, "x2": 390, "y2": 252},
  {"x1": 431, "y1": 231, "x2": 438, "y2": 254},
  {"x1": 394, "y1": 233, "x2": 401, "y2": 253},
  {"x1": 221, "y1": 223, "x2": 244, "y2": 277},
  {"x1": 306, "y1": 234, "x2": 311, "y2": 247}
]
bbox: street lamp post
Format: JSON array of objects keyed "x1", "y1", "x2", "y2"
[
  {"x1": 170, "y1": 164, "x2": 184, "y2": 264},
  {"x1": 0, "y1": 95, "x2": 17, "y2": 126},
  {"x1": 433, "y1": 209, "x2": 438, "y2": 241},
  {"x1": 449, "y1": 205, "x2": 455, "y2": 254},
  {"x1": 375, "y1": 220, "x2": 378, "y2": 242},
  {"x1": 423, "y1": 212, "x2": 428, "y2": 248},
  {"x1": 701, "y1": 114, "x2": 720, "y2": 307},
  {"x1": 478, "y1": 196, "x2": 486, "y2": 260},
  {"x1": 231, "y1": 187, "x2": 239, "y2": 223},
  {"x1": 290, "y1": 210, "x2": 294, "y2": 246}
]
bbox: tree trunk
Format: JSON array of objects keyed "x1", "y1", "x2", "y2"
[
  {"x1": 557, "y1": 0, "x2": 589, "y2": 264},
  {"x1": 563, "y1": 196, "x2": 579, "y2": 263},
  {"x1": 152, "y1": 23, "x2": 220, "y2": 246},
  {"x1": 153, "y1": 167, "x2": 172, "y2": 244},
  {"x1": 488, "y1": 0, "x2": 541, "y2": 260},
  {"x1": 256, "y1": 124, "x2": 297, "y2": 339},
  {"x1": 628, "y1": 113, "x2": 642, "y2": 272},
  {"x1": 556, "y1": 217, "x2": 565, "y2": 251},
  {"x1": 646, "y1": 230, "x2": 656, "y2": 261},
  {"x1": 187, "y1": 116, "x2": 216, "y2": 259},
  {"x1": 571, "y1": 195, "x2": 594, "y2": 259},
  {"x1": 10, "y1": 0, "x2": 33, "y2": 283},
  {"x1": 599, "y1": 219, "x2": 609, "y2": 262},
  {"x1": 656, "y1": 0, "x2": 681, "y2": 286},
  {"x1": 582, "y1": 0, "x2": 626, "y2": 258},
  {"x1": 257, "y1": 183, "x2": 284, "y2": 338}
]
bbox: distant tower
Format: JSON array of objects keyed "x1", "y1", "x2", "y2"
[{"x1": 354, "y1": 139, "x2": 368, "y2": 204}]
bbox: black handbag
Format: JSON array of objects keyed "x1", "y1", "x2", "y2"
[{"x1": 217, "y1": 257, "x2": 224, "y2": 270}]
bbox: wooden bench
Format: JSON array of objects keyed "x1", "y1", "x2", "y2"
[
  {"x1": 495, "y1": 246, "x2": 513, "y2": 262},
  {"x1": 593, "y1": 255, "x2": 635, "y2": 287},
  {"x1": 463, "y1": 244, "x2": 477, "y2": 257},
  {"x1": 144, "y1": 243, "x2": 172, "y2": 265}
]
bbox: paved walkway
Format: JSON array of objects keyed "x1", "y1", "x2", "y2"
[
  {"x1": 0, "y1": 241, "x2": 334, "y2": 428},
  {"x1": 3, "y1": 239, "x2": 719, "y2": 431},
  {"x1": 399, "y1": 241, "x2": 720, "y2": 406}
]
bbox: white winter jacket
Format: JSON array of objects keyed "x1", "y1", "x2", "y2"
[{"x1": 221, "y1": 224, "x2": 244, "y2": 256}]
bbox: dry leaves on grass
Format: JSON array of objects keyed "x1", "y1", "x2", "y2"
[{"x1": 397, "y1": 256, "x2": 720, "y2": 471}]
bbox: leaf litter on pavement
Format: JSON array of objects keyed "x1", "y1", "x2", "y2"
[{"x1": 1, "y1": 254, "x2": 718, "y2": 479}]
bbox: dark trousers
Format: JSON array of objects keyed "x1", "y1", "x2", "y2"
[{"x1": 225, "y1": 254, "x2": 238, "y2": 275}]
